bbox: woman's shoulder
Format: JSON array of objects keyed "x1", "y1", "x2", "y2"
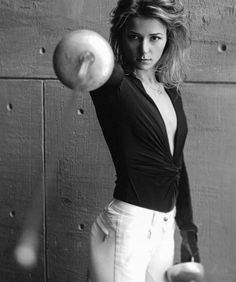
[{"x1": 90, "y1": 63, "x2": 125, "y2": 96}]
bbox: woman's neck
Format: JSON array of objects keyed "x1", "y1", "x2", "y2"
[
  {"x1": 133, "y1": 69, "x2": 158, "y2": 84},
  {"x1": 133, "y1": 69, "x2": 164, "y2": 95}
]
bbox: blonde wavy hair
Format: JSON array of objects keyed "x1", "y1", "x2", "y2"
[{"x1": 109, "y1": 0, "x2": 190, "y2": 88}]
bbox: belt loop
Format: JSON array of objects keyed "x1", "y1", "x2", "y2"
[{"x1": 151, "y1": 212, "x2": 155, "y2": 225}]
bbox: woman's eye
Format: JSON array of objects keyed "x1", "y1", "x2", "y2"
[
  {"x1": 128, "y1": 34, "x2": 139, "y2": 40},
  {"x1": 150, "y1": 36, "x2": 161, "y2": 41}
]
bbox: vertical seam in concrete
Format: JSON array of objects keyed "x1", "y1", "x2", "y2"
[{"x1": 42, "y1": 80, "x2": 48, "y2": 282}]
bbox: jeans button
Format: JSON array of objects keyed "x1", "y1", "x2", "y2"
[{"x1": 163, "y1": 217, "x2": 168, "y2": 222}]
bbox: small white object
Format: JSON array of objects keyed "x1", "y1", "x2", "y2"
[
  {"x1": 14, "y1": 229, "x2": 38, "y2": 269},
  {"x1": 166, "y1": 262, "x2": 205, "y2": 282},
  {"x1": 15, "y1": 243, "x2": 37, "y2": 269}
]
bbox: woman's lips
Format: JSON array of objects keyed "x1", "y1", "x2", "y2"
[{"x1": 136, "y1": 58, "x2": 152, "y2": 63}]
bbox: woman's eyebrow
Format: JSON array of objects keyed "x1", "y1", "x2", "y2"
[
  {"x1": 149, "y1": 32, "x2": 165, "y2": 36},
  {"x1": 127, "y1": 31, "x2": 164, "y2": 36},
  {"x1": 126, "y1": 31, "x2": 139, "y2": 34}
]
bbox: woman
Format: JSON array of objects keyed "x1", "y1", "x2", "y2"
[{"x1": 89, "y1": 0, "x2": 200, "y2": 281}]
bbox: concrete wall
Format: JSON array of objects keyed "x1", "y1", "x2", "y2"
[{"x1": 0, "y1": 0, "x2": 235, "y2": 281}]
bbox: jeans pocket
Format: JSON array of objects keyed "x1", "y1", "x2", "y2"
[
  {"x1": 93, "y1": 215, "x2": 109, "y2": 236},
  {"x1": 96, "y1": 202, "x2": 120, "y2": 235}
]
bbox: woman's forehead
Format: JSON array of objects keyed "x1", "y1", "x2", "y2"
[{"x1": 124, "y1": 16, "x2": 167, "y2": 35}]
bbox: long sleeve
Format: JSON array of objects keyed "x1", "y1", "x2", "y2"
[
  {"x1": 175, "y1": 155, "x2": 197, "y2": 232},
  {"x1": 176, "y1": 155, "x2": 200, "y2": 262},
  {"x1": 89, "y1": 63, "x2": 124, "y2": 168}
]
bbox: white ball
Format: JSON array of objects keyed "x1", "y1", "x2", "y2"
[{"x1": 15, "y1": 243, "x2": 37, "y2": 269}]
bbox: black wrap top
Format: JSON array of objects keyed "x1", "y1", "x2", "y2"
[{"x1": 90, "y1": 64, "x2": 197, "y2": 232}]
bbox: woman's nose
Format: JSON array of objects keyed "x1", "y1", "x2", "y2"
[{"x1": 140, "y1": 39, "x2": 149, "y2": 54}]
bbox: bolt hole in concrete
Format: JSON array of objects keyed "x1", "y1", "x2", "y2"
[
  {"x1": 7, "y1": 103, "x2": 13, "y2": 111},
  {"x1": 218, "y1": 43, "x2": 227, "y2": 53},
  {"x1": 39, "y1": 47, "x2": 46, "y2": 54},
  {"x1": 78, "y1": 224, "x2": 85, "y2": 230},
  {"x1": 77, "y1": 108, "x2": 84, "y2": 115},
  {"x1": 10, "y1": 211, "x2": 16, "y2": 218}
]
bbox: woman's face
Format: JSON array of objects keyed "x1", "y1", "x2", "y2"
[{"x1": 121, "y1": 16, "x2": 167, "y2": 72}]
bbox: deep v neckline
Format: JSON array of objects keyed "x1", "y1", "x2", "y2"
[
  {"x1": 164, "y1": 88, "x2": 179, "y2": 159},
  {"x1": 136, "y1": 78, "x2": 179, "y2": 160}
]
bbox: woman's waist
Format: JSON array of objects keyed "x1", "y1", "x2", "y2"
[
  {"x1": 115, "y1": 159, "x2": 181, "y2": 178},
  {"x1": 109, "y1": 198, "x2": 176, "y2": 217},
  {"x1": 113, "y1": 181, "x2": 178, "y2": 214}
]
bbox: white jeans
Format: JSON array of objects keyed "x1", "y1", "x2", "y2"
[{"x1": 89, "y1": 199, "x2": 176, "y2": 282}]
